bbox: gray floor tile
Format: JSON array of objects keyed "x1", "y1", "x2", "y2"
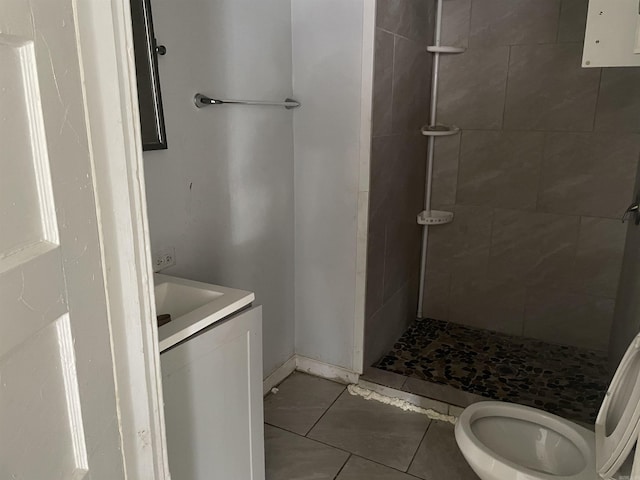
[
  {"x1": 449, "y1": 405, "x2": 465, "y2": 417},
  {"x1": 402, "y1": 377, "x2": 487, "y2": 408},
  {"x1": 265, "y1": 425, "x2": 349, "y2": 480},
  {"x1": 264, "y1": 372, "x2": 345, "y2": 435},
  {"x1": 408, "y1": 421, "x2": 479, "y2": 480},
  {"x1": 360, "y1": 366, "x2": 406, "y2": 389},
  {"x1": 337, "y1": 456, "x2": 417, "y2": 480},
  {"x1": 308, "y1": 390, "x2": 431, "y2": 471}
]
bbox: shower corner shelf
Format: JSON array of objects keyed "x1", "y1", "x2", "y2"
[
  {"x1": 417, "y1": 210, "x2": 454, "y2": 226},
  {"x1": 421, "y1": 124, "x2": 461, "y2": 137},
  {"x1": 427, "y1": 46, "x2": 466, "y2": 54}
]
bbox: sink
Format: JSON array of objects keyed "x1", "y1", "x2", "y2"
[
  {"x1": 154, "y1": 274, "x2": 255, "y2": 352},
  {"x1": 155, "y1": 281, "x2": 222, "y2": 319}
]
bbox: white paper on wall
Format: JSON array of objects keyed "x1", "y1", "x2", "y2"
[{"x1": 583, "y1": 0, "x2": 640, "y2": 67}]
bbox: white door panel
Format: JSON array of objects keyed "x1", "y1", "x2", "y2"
[
  {"x1": 0, "y1": 37, "x2": 56, "y2": 258},
  {"x1": 0, "y1": 246, "x2": 66, "y2": 357},
  {"x1": 0, "y1": 314, "x2": 87, "y2": 479},
  {"x1": 0, "y1": 0, "x2": 126, "y2": 478}
]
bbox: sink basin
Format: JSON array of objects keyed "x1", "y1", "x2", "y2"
[
  {"x1": 154, "y1": 274, "x2": 255, "y2": 352},
  {"x1": 155, "y1": 281, "x2": 222, "y2": 319}
]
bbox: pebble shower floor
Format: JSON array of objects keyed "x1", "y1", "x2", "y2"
[{"x1": 375, "y1": 318, "x2": 610, "y2": 424}]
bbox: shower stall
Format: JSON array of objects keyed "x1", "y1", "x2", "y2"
[{"x1": 364, "y1": 0, "x2": 640, "y2": 424}]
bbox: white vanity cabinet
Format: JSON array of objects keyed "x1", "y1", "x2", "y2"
[{"x1": 160, "y1": 306, "x2": 265, "y2": 480}]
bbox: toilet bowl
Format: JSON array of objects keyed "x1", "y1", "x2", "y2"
[
  {"x1": 455, "y1": 335, "x2": 640, "y2": 480},
  {"x1": 456, "y1": 402, "x2": 598, "y2": 480}
]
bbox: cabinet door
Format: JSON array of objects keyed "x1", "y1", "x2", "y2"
[{"x1": 161, "y1": 306, "x2": 265, "y2": 480}]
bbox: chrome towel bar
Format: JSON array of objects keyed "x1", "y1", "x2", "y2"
[{"x1": 194, "y1": 93, "x2": 300, "y2": 109}]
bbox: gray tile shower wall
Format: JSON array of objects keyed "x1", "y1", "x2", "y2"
[
  {"x1": 365, "y1": 0, "x2": 436, "y2": 366},
  {"x1": 422, "y1": 0, "x2": 640, "y2": 351}
]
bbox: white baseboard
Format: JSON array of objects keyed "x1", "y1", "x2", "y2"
[
  {"x1": 263, "y1": 355, "x2": 297, "y2": 396},
  {"x1": 294, "y1": 355, "x2": 360, "y2": 385},
  {"x1": 263, "y1": 355, "x2": 359, "y2": 395}
]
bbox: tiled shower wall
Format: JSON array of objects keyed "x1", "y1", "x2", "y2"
[
  {"x1": 365, "y1": 0, "x2": 435, "y2": 366},
  {"x1": 424, "y1": 0, "x2": 640, "y2": 351}
]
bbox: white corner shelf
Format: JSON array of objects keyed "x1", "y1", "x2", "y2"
[
  {"x1": 421, "y1": 124, "x2": 461, "y2": 137},
  {"x1": 427, "y1": 46, "x2": 466, "y2": 54},
  {"x1": 417, "y1": 210, "x2": 454, "y2": 226}
]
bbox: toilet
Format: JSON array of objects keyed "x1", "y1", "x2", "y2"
[{"x1": 455, "y1": 335, "x2": 640, "y2": 480}]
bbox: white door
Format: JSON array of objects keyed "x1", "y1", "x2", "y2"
[{"x1": 0, "y1": 0, "x2": 126, "y2": 478}]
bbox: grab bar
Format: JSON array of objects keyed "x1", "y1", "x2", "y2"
[{"x1": 194, "y1": 93, "x2": 300, "y2": 109}]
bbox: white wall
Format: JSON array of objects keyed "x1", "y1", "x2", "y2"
[
  {"x1": 144, "y1": 0, "x2": 374, "y2": 377},
  {"x1": 292, "y1": 0, "x2": 374, "y2": 372},
  {"x1": 143, "y1": 0, "x2": 295, "y2": 376}
]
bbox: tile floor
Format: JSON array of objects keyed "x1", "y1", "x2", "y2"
[
  {"x1": 375, "y1": 318, "x2": 610, "y2": 423},
  {"x1": 264, "y1": 372, "x2": 479, "y2": 480}
]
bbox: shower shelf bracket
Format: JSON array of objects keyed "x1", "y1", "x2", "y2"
[
  {"x1": 426, "y1": 46, "x2": 466, "y2": 54},
  {"x1": 418, "y1": 210, "x2": 454, "y2": 226},
  {"x1": 421, "y1": 124, "x2": 461, "y2": 137}
]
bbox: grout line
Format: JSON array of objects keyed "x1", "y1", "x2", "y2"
[
  {"x1": 377, "y1": 26, "x2": 430, "y2": 46},
  {"x1": 466, "y1": 0, "x2": 474, "y2": 48},
  {"x1": 451, "y1": 131, "x2": 462, "y2": 206},
  {"x1": 264, "y1": 422, "x2": 311, "y2": 438},
  {"x1": 280, "y1": 425, "x2": 432, "y2": 478},
  {"x1": 429, "y1": 127, "x2": 625, "y2": 135},
  {"x1": 520, "y1": 288, "x2": 527, "y2": 336},
  {"x1": 443, "y1": 269, "x2": 453, "y2": 322},
  {"x1": 267, "y1": 424, "x2": 353, "y2": 458},
  {"x1": 449, "y1": 200, "x2": 620, "y2": 223},
  {"x1": 534, "y1": 131, "x2": 549, "y2": 213},
  {"x1": 465, "y1": 41, "x2": 585, "y2": 50},
  {"x1": 434, "y1": 132, "x2": 463, "y2": 322},
  {"x1": 555, "y1": 0, "x2": 563, "y2": 44},
  {"x1": 346, "y1": 454, "x2": 427, "y2": 479},
  {"x1": 304, "y1": 387, "x2": 347, "y2": 437},
  {"x1": 389, "y1": 33, "x2": 398, "y2": 133},
  {"x1": 381, "y1": 217, "x2": 388, "y2": 307},
  {"x1": 486, "y1": 206, "x2": 497, "y2": 267},
  {"x1": 406, "y1": 419, "x2": 433, "y2": 473},
  {"x1": 332, "y1": 453, "x2": 352, "y2": 479},
  {"x1": 591, "y1": 67, "x2": 604, "y2": 132},
  {"x1": 371, "y1": 132, "x2": 406, "y2": 140},
  {"x1": 301, "y1": 434, "x2": 350, "y2": 454},
  {"x1": 500, "y1": 45, "x2": 513, "y2": 129},
  {"x1": 400, "y1": 369, "x2": 409, "y2": 390}
]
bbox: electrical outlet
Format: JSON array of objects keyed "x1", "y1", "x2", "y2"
[{"x1": 153, "y1": 247, "x2": 176, "y2": 272}]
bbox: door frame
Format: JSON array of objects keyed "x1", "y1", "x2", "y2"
[{"x1": 75, "y1": 0, "x2": 169, "y2": 478}]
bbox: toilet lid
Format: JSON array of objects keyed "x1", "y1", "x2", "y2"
[{"x1": 595, "y1": 335, "x2": 640, "y2": 479}]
